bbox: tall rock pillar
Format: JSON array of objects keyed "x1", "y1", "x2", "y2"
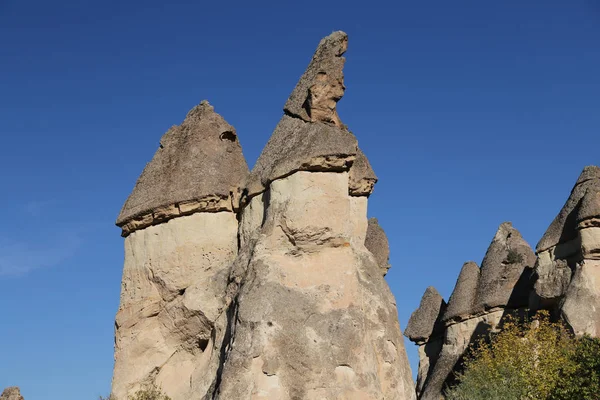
[
  {"x1": 214, "y1": 31, "x2": 416, "y2": 400},
  {"x1": 111, "y1": 102, "x2": 249, "y2": 399}
]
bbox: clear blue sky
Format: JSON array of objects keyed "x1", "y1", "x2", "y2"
[{"x1": 1, "y1": 1, "x2": 599, "y2": 399}]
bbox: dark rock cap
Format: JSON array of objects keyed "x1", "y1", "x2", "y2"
[
  {"x1": 0, "y1": 387, "x2": 24, "y2": 400},
  {"x1": 349, "y1": 148, "x2": 377, "y2": 196},
  {"x1": 404, "y1": 286, "x2": 447, "y2": 343},
  {"x1": 284, "y1": 31, "x2": 348, "y2": 127},
  {"x1": 364, "y1": 218, "x2": 390, "y2": 275},
  {"x1": 577, "y1": 186, "x2": 600, "y2": 223},
  {"x1": 474, "y1": 222, "x2": 536, "y2": 312},
  {"x1": 116, "y1": 101, "x2": 249, "y2": 232},
  {"x1": 443, "y1": 261, "x2": 480, "y2": 322},
  {"x1": 245, "y1": 32, "x2": 359, "y2": 198},
  {"x1": 537, "y1": 166, "x2": 600, "y2": 252}
]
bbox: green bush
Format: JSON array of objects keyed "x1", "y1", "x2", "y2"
[
  {"x1": 445, "y1": 312, "x2": 576, "y2": 400},
  {"x1": 550, "y1": 335, "x2": 600, "y2": 400}
]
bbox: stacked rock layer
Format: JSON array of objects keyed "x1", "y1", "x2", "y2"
[{"x1": 111, "y1": 32, "x2": 416, "y2": 400}]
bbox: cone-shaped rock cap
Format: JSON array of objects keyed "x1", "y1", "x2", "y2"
[
  {"x1": 284, "y1": 31, "x2": 348, "y2": 126},
  {"x1": 349, "y1": 148, "x2": 377, "y2": 196},
  {"x1": 245, "y1": 32, "x2": 358, "y2": 198},
  {"x1": 117, "y1": 101, "x2": 249, "y2": 234},
  {"x1": 537, "y1": 166, "x2": 600, "y2": 252},
  {"x1": 0, "y1": 387, "x2": 24, "y2": 400},
  {"x1": 365, "y1": 218, "x2": 390, "y2": 275},
  {"x1": 474, "y1": 222, "x2": 536, "y2": 312},
  {"x1": 443, "y1": 261, "x2": 480, "y2": 322},
  {"x1": 577, "y1": 185, "x2": 600, "y2": 223},
  {"x1": 405, "y1": 286, "x2": 447, "y2": 343}
]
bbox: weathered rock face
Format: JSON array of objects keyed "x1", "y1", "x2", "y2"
[
  {"x1": 407, "y1": 223, "x2": 536, "y2": 400},
  {"x1": 0, "y1": 388, "x2": 24, "y2": 400},
  {"x1": 111, "y1": 104, "x2": 248, "y2": 399},
  {"x1": 533, "y1": 166, "x2": 600, "y2": 335},
  {"x1": 213, "y1": 31, "x2": 415, "y2": 400},
  {"x1": 112, "y1": 31, "x2": 416, "y2": 400}
]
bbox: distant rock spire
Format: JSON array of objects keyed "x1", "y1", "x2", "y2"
[
  {"x1": 474, "y1": 222, "x2": 536, "y2": 312},
  {"x1": 116, "y1": 101, "x2": 249, "y2": 235},
  {"x1": 364, "y1": 217, "x2": 390, "y2": 275},
  {"x1": 0, "y1": 387, "x2": 24, "y2": 400},
  {"x1": 443, "y1": 261, "x2": 480, "y2": 322},
  {"x1": 405, "y1": 286, "x2": 447, "y2": 344}
]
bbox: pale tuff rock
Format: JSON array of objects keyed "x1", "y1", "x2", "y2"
[
  {"x1": 116, "y1": 101, "x2": 249, "y2": 236},
  {"x1": 112, "y1": 31, "x2": 416, "y2": 400},
  {"x1": 111, "y1": 212, "x2": 239, "y2": 400},
  {"x1": 364, "y1": 217, "x2": 391, "y2": 275},
  {"x1": 405, "y1": 287, "x2": 446, "y2": 344},
  {"x1": 442, "y1": 261, "x2": 480, "y2": 323},
  {"x1": 474, "y1": 222, "x2": 536, "y2": 312},
  {"x1": 0, "y1": 388, "x2": 24, "y2": 400},
  {"x1": 215, "y1": 172, "x2": 415, "y2": 400}
]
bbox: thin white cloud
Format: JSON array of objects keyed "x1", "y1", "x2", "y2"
[{"x1": 0, "y1": 232, "x2": 83, "y2": 276}]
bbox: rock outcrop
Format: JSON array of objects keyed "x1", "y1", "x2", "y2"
[
  {"x1": 111, "y1": 102, "x2": 249, "y2": 399},
  {"x1": 406, "y1": 223, "x2": 536, "y2": 400},
  {"x1": 0, "y1": 388, "x2": 24, "y2": 400},
  {"x1": 112, "y1": 31, "x2": 416, "y2": 400},
  {"x1": 534, "y1": 166, "x2": 600, "y2": 336}
]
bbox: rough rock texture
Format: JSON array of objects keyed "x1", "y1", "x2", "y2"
[
  {"x1": 364, "y1": 217, "x2": 391, "y2": 275},
  {"x1": 443, "y1": 262, "x2": 480, "y2": 323},
  {"x1": 0, "y1": 388, "x2": 23, "y2": 400},
  {"x1": 215, "y1": 172, "x2": 415, "y2": 400},
  {"x1": 405, "y1": 287, "x2": 446, "y2": 344},
  {"x1": 111, "y1": 212, "x2": 239, "y2": 399},
  {"x1": 474, "y1": 222, "x2": 536, "y2": 312},
  {"x1": 533, "y1": 166, "x2": 600, "y2": 335},
  {"x1": 409, "y1": 224, "x2": 536, "y2": 399},
  {"x1": 245, "y1": 114, "x2": 358, "y2": 197},
  {"x1": 112, "y1": 31, "x2": 416, "y2": 400},
  {"x1": 349, "y1": 148, "x2": 377, "y2": 196},
  {"x1": 284, "y1": 31, "x2": 347, "y2": 127},
  {"x1": 116, "y1": 101, "x2": 249, "y2": 235}
]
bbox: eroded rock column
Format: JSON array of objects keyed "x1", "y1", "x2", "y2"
[{"x1": 111, "y1": 102, "x2": 248, "y2": 400}]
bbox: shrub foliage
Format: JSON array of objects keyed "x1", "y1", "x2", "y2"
[{"x1": 445, "y1": 311, "x2": 600, "y2": 400}]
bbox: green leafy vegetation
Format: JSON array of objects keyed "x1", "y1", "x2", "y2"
[{"x1": 445, "y1": 311, "x2": 600, "y2": 400}]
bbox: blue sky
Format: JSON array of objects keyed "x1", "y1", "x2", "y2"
[{"x1": 1, "y1": 1, "x2": 599, "y2": 399}]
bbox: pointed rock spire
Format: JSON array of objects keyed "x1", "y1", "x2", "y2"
[
  {"x1": 245, "y1": 32, "x2": 358, "y2": 198},
  {"x1": 577, "y1": 185, "x2": 600, "y2": 224},
  {"x1": 284, "y1": 31, "x2": 348, "y2": 127},
  {"x1": 443, "y1": 261, "x2": 480, "y2": 322},
  {"x1": 537, "y1": 166, "x2": 600, "y2": 252},
  {"x1": 474, "y1": 222, "x2": 536, "y2": 312},
  {"x1": 116, "y1": 101, "x2": 249, "y2": 235},
  {"x1": 364, "y1": 217, "x2": 390, "y2": 275},
  {"x1": 405, "y1": 286, "x2": 447, "y2": 343}
]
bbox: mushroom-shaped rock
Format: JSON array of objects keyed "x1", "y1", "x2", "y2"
[
  {"x1": 537, "y1": 166, "x2": 600, "y2": 252},
  {"x1": 474, "y1": 222, "x2": 536, "y2": 312},
  {"x1": 245, "y1": 32, "x2": 358, "y2": 198},
  {"x1": 349, "y1": 148, "x2": 377, "y2": 196},
  {"x1": 364, "y1": 217, "x2": 391, "y2": 275},
  {"x1": 577, "y1": 186, "x2": 600, "y2": 224},
  {"x1": 0, "y1": 387, "x2": 24, "y2": 400},
  {"x1": 443, "y1": 261, "x2": 480, "y2": 323},
  {"x1": 405, "y1": 286, "x2": 447, "y2": 344},
  {"x1": 116, "y1": 101, "x2": 249, "y2": 235},
  {"x1": 284, "y1": 31, "x2": 348, "y2": 127}
]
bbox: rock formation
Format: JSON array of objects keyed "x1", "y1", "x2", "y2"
[
  {"x1": 112, "y1": 31, "x2": 416, "y2": 400},
  {"x1": 0, "y1": 387, "x2": 24, "y2": 400},
  {"x1": 534, "y1": 166, "x2": 600, "y2": 336},
  {"x1": 406, "y1": 222, "x2": 536, "y2": 399},
  {"x1": 111, "y1": 101, "x2": 249, "y2": 399}
]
